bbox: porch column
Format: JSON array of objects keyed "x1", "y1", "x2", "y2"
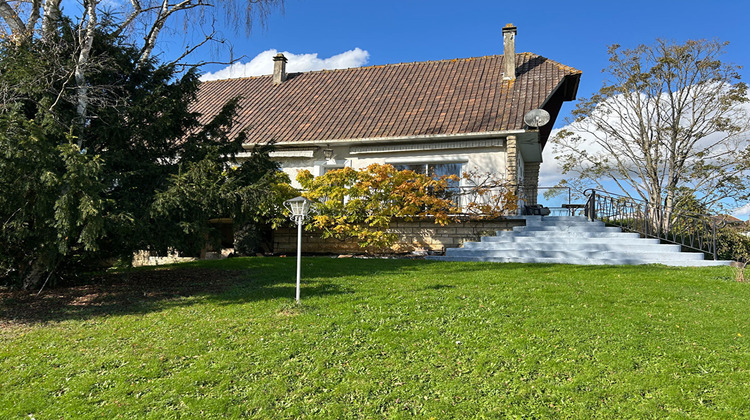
[
  {"x1": 505, "y1": 135, "x2": 518, "y2": 185},
  {"x1": 523, "y1": 162, "x2": 540, "y2": 206},
  {"x1": 505, "y1": 135, "x2": 521, "y2": 214}
]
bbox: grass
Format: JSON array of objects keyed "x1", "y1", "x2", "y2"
[{"x1": 1, "y1": 258, "x2": 749, "y2": 418}]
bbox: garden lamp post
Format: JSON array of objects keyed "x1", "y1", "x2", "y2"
[{"x1": 283, "y1": 196, "x2": 311, "y2": 303}]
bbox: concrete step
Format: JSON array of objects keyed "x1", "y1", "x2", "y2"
[
  {"x1": 433, "y1": 215, "x2": 732, "y2": 267},
  {"x1": 522, "y1": 221, "x2": 605, "y2": 229},
  {"x1": 462, "y1": 241, "x2": 681, "y2": 253},
  {"x1": 445, "y1": 249, "x2": 705, "y2": 261},
  {"x1": 493, "y1": 230, "x2": 642, "y2": 239},
  {"x1": 426, "y1": 255, "x2": 732, "y2": 267},
  {"x1": 479, "y1": 236, "x2": 660, "y2": 245},
  {"x1": 517, "y1": 216, "x2": 590, "y2": 223},
  {"x1": 514, "y1": 225, "x2": 624, "y2": 233}
]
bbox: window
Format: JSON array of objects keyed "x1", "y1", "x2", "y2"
[
  {"x1": 393, "y1": 163, "x2": 462, "y2": 189},
  {"x1": 322, "y1": 166, "x2": 344, "y2": 175}
]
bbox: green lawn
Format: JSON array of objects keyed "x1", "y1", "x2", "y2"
[{"x1": 1, "y1": 258, "x2": 749, "y2": 418}]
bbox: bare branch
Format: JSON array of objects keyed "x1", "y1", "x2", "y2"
[
  {"x1": 165, "y1": 25, "x2": 219, "y2": 68},
  {"x1": 137, "y1": 0, "x2": 201, "y2": 66},
  {"x1": 553, "y1": 39, "x2": 750, "y2": 220},
  {"x1": 112, "y1": 0, "x2": 142, "y2": 38},
  {"x1": 26, "y1": 0, "x2": 41, "y2": 34},
  {"x1": 48, "y1": 67, "x2": 76, "y2": 113}
]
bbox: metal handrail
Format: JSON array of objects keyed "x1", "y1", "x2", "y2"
[
  {"x1": 584, "y1": 189, "x2": 719, "y2": 260},
  {"x1": 448, "y1": 185, "x2": 573, "y2": 216},
  {"x1": 308, "y1": 184, "x2": 576, "y2": 217}
]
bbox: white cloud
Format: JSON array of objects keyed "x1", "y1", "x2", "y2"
[
  {"x1": 541, "y1": 94, "x2": 750, "y2": 210},
  {"x1": 200, "y1": 48, "x2": 370, "y2": 81},
  {"x1": 539, "y1": 128, "x2": 565, "y2": 188},
  {"x1": 539, "y1": 125, "x2": 608, "y2": 189},
  {"x1": 731, "y1": 203, "x2": 750, "y2": 220}
]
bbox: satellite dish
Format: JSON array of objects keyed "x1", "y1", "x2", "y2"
[{"x1": 524, "y1": 109, "x2": 551, "y2": 128}]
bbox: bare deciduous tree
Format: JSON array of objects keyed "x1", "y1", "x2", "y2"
[{"x1": 553, "y1": 39, "x2": 750, "y2": 226}]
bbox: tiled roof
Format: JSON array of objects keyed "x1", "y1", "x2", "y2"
[
  {"x1": 713, "y1": 214, "x2": 744, "y2": 224},
  {"x1": 193, "y1": 53, "x2": 581, "y2": 145}
]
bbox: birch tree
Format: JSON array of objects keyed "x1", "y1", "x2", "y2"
[
  {"x1": 0, "y1": 0, "x2": 282, "y2": 146},
  {"x1": 553, "y1": 39, "x2": 750, "y2": 227}
]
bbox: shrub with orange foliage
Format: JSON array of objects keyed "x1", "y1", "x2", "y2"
[{"x1": 297, "y1": 164, "x2": 459, "y2": 248}]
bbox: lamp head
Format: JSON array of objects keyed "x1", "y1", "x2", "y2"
[
  {"x1": 322, "y1": 147, "x2": 336, "y2": 165},
  {"x1": 284, "y1": 196, "x2": 311, "y2": 220}
]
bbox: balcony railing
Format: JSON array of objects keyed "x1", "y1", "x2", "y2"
[{"x1": 448, "y1": 185, "x2": 575, "y2": 217}]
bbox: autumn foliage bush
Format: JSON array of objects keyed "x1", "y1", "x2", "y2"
[
  {"x1": 296, "y1": 164, "x2": 518, "y2": 249},
  {"x1": 297, "y1": 164, "x2": 458, "y2": 248}
]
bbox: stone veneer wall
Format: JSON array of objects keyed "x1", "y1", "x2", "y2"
[{"x1": 273, "y1": 218, "x2": 526, "y2": 254}]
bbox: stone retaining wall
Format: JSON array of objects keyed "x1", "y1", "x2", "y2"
[
  {"x1": 273, "y1": 218, "x2": 525, "y2": 254},
  {"x1": 132, "y1": 248, "x2": 233, "y2": 267}
]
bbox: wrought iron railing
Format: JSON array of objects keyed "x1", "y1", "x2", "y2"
[
  {"x1": 584, "y1": 189, "x2": 719, "y2": 260},
  {"x1": 448, "y1": 185, "x2": 574, "y2": 217},
  {"x1": 309, "y1": 184, "x2": 576, "y2": 217},
  {"x1": 536, "y1": 186, "x2": 574, "y2": 216}
]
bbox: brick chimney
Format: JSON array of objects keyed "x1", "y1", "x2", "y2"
[
  {"x1": 273, "y1": 53, "x2": 287, "y2": 84},
  {"x1": 502, "y1": 23, "x2": 517, "y2": 81}
]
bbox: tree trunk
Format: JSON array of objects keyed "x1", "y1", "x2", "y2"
[
  {"x1": 21, "y1": 259, "x2": 47, "y2": 290},
  {"x1": 74, "y1": 0, "x2": 97, "y2": 147},
  {"x1": 663, "y1": 188, "x2": 675, "y2": 233},
  {"x1": 42, "y1": 0, "x2": 61, "y2": 39}
]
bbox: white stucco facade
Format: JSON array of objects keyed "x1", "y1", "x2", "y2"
[
  {"x1": 268, "y1": 137, "x2": 513, "y2": 190},
  {"x1": 246, "y1": 131, "x2": 543, "y2": 214}
]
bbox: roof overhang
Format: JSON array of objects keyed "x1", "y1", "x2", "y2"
[
  {"x1": 242, "y1": 129, "x2": 546, "y2": 162},
  {"x1": 561, "y1": 72, "x2": 581, "y2": 101},
  {"x1": 242, "y1": 129, "x2": 528, "y2": 150},
  {"x1": 533, "y1": 72, "x2": 582, "y2": 150}
]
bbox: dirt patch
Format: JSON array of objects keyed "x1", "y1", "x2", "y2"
[{"x1": 0, "y1": 268, "x2": 242, "y2": 330}]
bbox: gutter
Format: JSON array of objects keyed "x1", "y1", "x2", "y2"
[{"x1": 241, "y1": 129, "x2": 529, "y2": 150}]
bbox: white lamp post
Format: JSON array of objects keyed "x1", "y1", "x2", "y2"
[{"x1": 283, "y1": 196, "x2": 311, "y2": 303}]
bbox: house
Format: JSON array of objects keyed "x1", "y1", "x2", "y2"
[
  {"x1": 193, "y1": 24, "x2": 581, "y2": 212},
  {"x1": 713, "y1": 214, "x2": 745, "y2": 226}
]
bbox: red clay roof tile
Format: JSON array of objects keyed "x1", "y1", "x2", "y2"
[{"x1": 194, "y1": 53, "x2": 581, "y2": 144}]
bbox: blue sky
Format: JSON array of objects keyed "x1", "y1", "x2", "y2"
[
  {"x1": 190, "y1": 0, "x2": 750, "y2": 129},
  {"x1": 151, "y1": 0, "x2": 750, "y2": 214}
]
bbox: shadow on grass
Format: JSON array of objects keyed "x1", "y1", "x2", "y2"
[
  {"x1": 422, "y1": 284, "x2": 455, "y2": 291},
  {"x1": 0, "y1": 257, "x2": 439, "y2": 327},
  {"x1": 0, "y1": 268, "x2": 240, "y2": 328},
  {"x1": 2, "y1": 256, "x2": 712, "y2": 328}
]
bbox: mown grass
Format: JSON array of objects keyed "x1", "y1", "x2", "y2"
[{"x1": 1, "y1": 258, "x2": 748, "y2": 418}]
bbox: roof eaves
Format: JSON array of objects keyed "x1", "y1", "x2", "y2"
[{"x1": 243, "y1": 129, "x2": 528, "y2": 149}]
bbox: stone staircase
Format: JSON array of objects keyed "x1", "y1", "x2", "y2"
[{"x1": 427, "y1": 216, "x2": 731, "y2": 266}]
